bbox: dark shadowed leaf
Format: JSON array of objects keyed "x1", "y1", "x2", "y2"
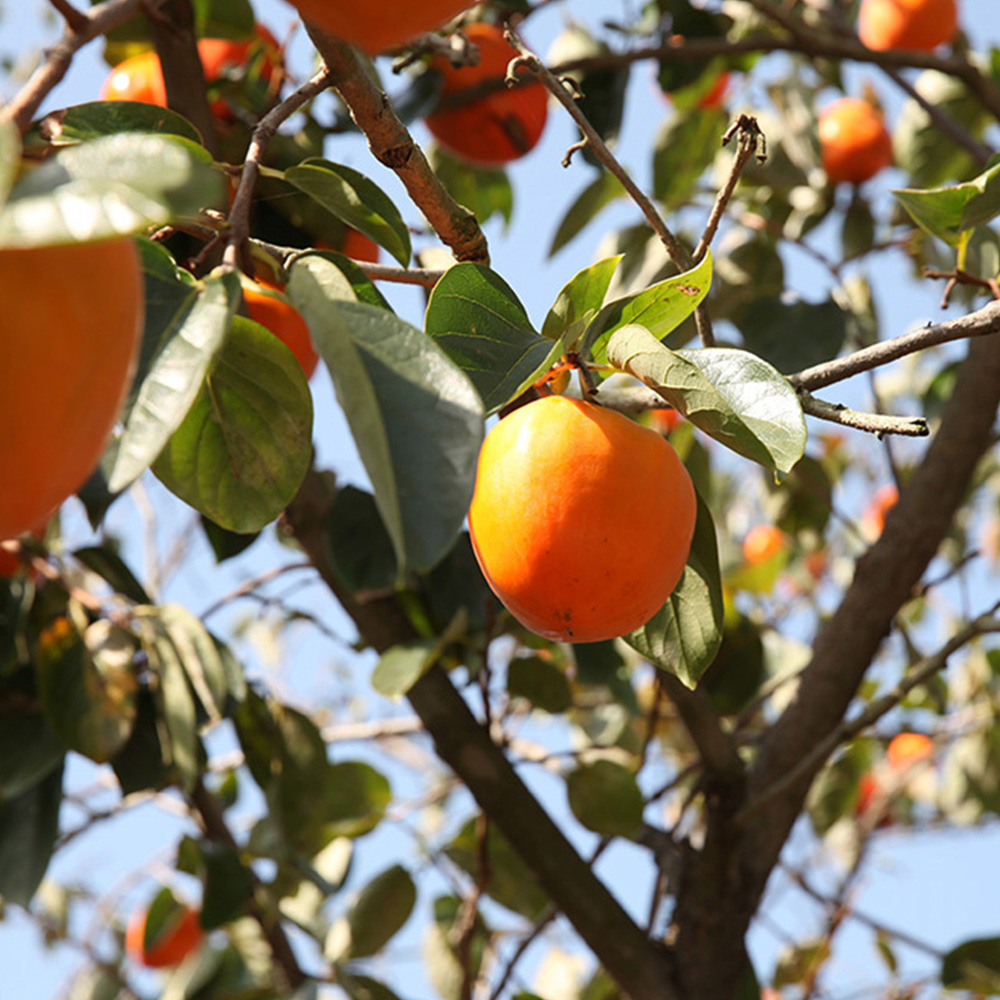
[
  {"x1": 425, "y1": 262, "x2": 563, "y2": 414},
  {"x1": 73, "y1": 546, "x2": 151, "y2": 604},
  {"x1": 326, "y1": 486, "x2": 397, "y2": 593},
  {"x1": 338, "y1": 973, "x2": 408, "y2": 1000},
  {"x1": 325, "y1": 865, "x2": 416, "y2": 961},
  {"x1": 200, "y1": 841, "x2": 254, "y2": 929},
  {"x1": 549, "y1": 171, "x2": 625, "y2": 256},
  {"x1": 652, "y1": 108, "x2": 728, "y2": 211},
  {"x1": 429, "y1": 145, "x2": 513, "y2": 227},
  {"x1": 737, "y1": 297, "x2": 848, "y2": 374},
  {"x1": 942, "y1": 937, "x2": 1000, "y2": 994},
  {"x1": 153, "y1": 315, "x2": 313, "y2": 534},
  {"x1": 566, "y1": 760, "x2": 644, "y2": 837},
  {"x1": 110, "y1": 688, "x2": 173, "y2": 794},
  {"x1": 507, "y1": 656, "x2": 572, "y2": 714},
  {"x1": 607, "y1": 327, "x2": 806, "y2": 474},
  {"x1": 624, "y1": 492, "x2": 723, "y2": 687}
]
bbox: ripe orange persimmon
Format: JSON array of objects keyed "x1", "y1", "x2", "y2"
[
  {"x1": 651, "y1": 408, "x2": 683, "y2": 434},
  {"x1": 742, "y1": 524, "x2": 787, "y2": 565},
  {"x1": 818, "y1": 97, "x2": 893, "y2": 185},
  {"x1": 0, "y1": 240, "x2": 142, "y2": 540},
  {"x1": 468, "y1": 396, "x2": 697, "y2": 643},
  {"x1": 100, "y1": 25, "x2": 280, "y2": 117},
  {"x1": 425, "y1": 23, "x2": 549, "y2": 167},
  {"x1": 284, "y1": 0, "x2": 470, "y2": 54},
  {"x1": 862, "y1": 482, "x2": 899, "y2": 539},
  {"x1": 887, "y1": 732, "x2": 933, "y2": 771},
  {"x1": 858, "y1": 0, "x2": 958, "y2": 52},
  {"x1": 318, "y1": 228, "x2": 381, "y2": 264},
  {"x1": 126, "y1": 904, "x2": 203, "y2": 968},
  {"x1": 242, "y1": 280, "x2": 318, "y2": 379}
]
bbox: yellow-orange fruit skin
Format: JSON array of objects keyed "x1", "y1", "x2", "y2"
[
  {"x1": 468, "y1": 396, "x2": 697, "y2": 643},
  {"x1": 858, "y1": 0, "x2": 957, "y2": 51},
  {"x1": 0, "y1": 239, "x2": 143, "y2": 539},
  {"x1": 819, "y1": 97, "x2": 893, "y2": 185},
  {"x1": 283, "y1": 0, "x2": 471, "y2": 54}
]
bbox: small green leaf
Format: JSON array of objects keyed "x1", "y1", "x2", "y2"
[
  {"x1": 372, "y1": 610, "x2": 468, "y2": 698},
  {"x1": 0, "y1": 701, "x2": 64, "y2": 803},
  {"x1": 201, "y1": 517, "x2": 259, "y2": 563},
  {"x1": 700, "y1": 615, "x2": 766, "y2": 715},
  {"x1": 323, "y1": 761, "x2": 392, "y2": 840},
  {"x1": 566, "y1": 760, "x2": 644, "y2": 838},
  {"x1": 73, "y1": 546, "x2": 151, "y2": 604},
  {"x1": 429, "y1": 145, "x2": 513, "y2": 227},
  {"x1": 737, "y1": 296, "x2": 848, "y2": 375},
  {"x1": 583, "y1": 251, "x2": 713, "y2": 361},
  {"x1": 0, "y1": 759, "x2": 64, "y2": 906},
  {"x1": 624, "y1": 492, "x2": 723, "y2": 688},
  {"x1": 0, "y1": 117, "x2": 20, "y2": 213},
  {"x1": 549, "y1": 171, "x2": 625, "y2": 256},
  {"x1": 425, "y1": 262, "x2": 563, "y2": 414},
  {"x1": 607, "y1": 327, "x2": 807, "y2": 474},
  {"x1": 942, "y1": 937, "x2": 1000, "y2": 994},
  {"x1": 652, "y1": 108, "x2": 727, "y2": 211},
  {"x1": 541, "y1": 256, "x2": 622, "y2": 342},
  {"x1": 338, "y1": 973, "x2": 407, "y2": 1000},
  {"x1": 326, "y1": 486, "x2": 398, "y2": 593},
  {"x1": 325, "y1": 865, "x2": 416, "y2": 961},
  {"x1": 34, "y1": 101, "x2": 203, "y2": 146},
  {"x1": 153, "y1": 315, "x2": 314, "y2": 534},
  {"x1": 35, "y1": 615, "x2": 139, "y2": 763},
  {"x1": 110, "y1": 688, "x2": 173, "y2": 794},
  {"x1": 154, "y1": 604, "x2": 230, "y2": 722},
  {"x1": 285, "y1": 158, "x2": 411, "y2": 266},
  {"x1": 507, "y1": 656, "x2": 572, "y2": 714},
  {"x1": 424, "y1": 896, "x2": 491, "y2": 1000},
  {"x1": 290, "y1": 256, "x2": 483, "y2": 575},
  {"x1": 199, "y1": 841, "x2": 253, "y2": 929},
  {"x1": 0, "y1": 133, "x2": 222, "y2": 249}
]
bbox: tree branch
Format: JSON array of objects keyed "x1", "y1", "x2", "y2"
[
  {"x1": 798, "y1": 392, "x2": 929, "y2": 437},
  {"x1": 302, "y1": 24, "x2": 489, "y2": 265}
]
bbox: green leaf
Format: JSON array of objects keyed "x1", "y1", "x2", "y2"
[
  {"x1": 35, "y1": 615, "x2": 139, "y2": 763},
  {"x1": 73, "y1": 546, "x2": 151, "y2": 604},
  {"x1": 372, "y1": 610, "x2": 468, "y2": 698},
  {"x1": 326, "y1": 486, "x2": 398, "y2": 593},
  {"x1": 110, "y1": 688, "x2": 173, "y2": 794},
  {"x1": 446, "y1": 819, "x2": 550, "y2": 919},
  {"x1": 322, "y1": 761, "x2": 392, "y2": 840},
  {"x1": 700, "y1": 615, "x2": 766, "y2": 715},
  {"x1": 425, "y1": 262, "x2": 563, "y2": 415},
  {"x1": 582, "y1": 251, "x2": 713, "y2": 361},
  {"x1": 566, "y1": 760, "x2": 644, "y2": 838},
  {"x1": 290, "y1": 256, "x2": 483, "y2": 575},
  {"x1": 624, "y1": 492, "x2": 723, "y2": 687},
  {"x1": 134, "y1": 609, "x2": 201, "y2": 793},
  {"x1": 153, "y1": 315, "x2": 314, "y2": 534},
  {"x1": 424, "y1": 896, "x2": 491, "y2": 1000},
  {"x1": 652, "y1": 108, "x2": 727, "y2": 210},
  {"x1": 895, "y1": 157, "x2": 1000, "y2": 247},
  {"x1": 325, "y1": 865, "x2": 416, "y2": 960},
  {"x1": 606, "y1": 327, "x2": 807, "y2": 475},
  {"x1": 0, "y1": 133, "x2": 222, "y2": 249},
  {"x1": 200, "y1": 517, "x2": 259, "y2": 563},
  {"x1": 0, "y1": 117, "x2": 20, "y2": 214},
  {"x1": 199, "y1": 841, "x2": 253, "y2": 929},
  {"x1": 541, "y1": 256, "x2": 622, "y2": 342},
  {"x1": 153, "y1": 604, "x2": 230, "y2": 722},
  {"x1": 34, "y1": 101, "x2": 204, "y2": 147},
  {"x1": 429, "y1": 145, "x2": 513, "y2": 227},
  {"x1": 942, "y1": 937, "x2": 1000, "y2": 994},
  {"x1": 285, "y1": 158, "x2": 411, "y2": 266},
  {"x1": 737, "y1": 296, "x2": 848, "y2": 375},
  {"x1": 338, "y1": 973, "x2": 408, "y2": 1000},
  {"x1": 549, "y1": 171, "x2": 625, "y2": 256},
  {"x1": 104, "y1": 251, "x2": 240, "y2": 497},
  {"x1": 0, "y1": 700, "x2": 64, "y2": 802},
  {"x1": 507, "y1": 656, "x2": 572, "y2": 714},
  {"x1": 0, "y1": 759, "x2": 64, "y2": 906}
]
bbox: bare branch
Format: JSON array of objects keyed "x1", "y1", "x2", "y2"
[
  {"x1": 798, "y1": 392, "x2": 929, "y2": 437},
  {"x1": 47, "y1": 0, "x2": 89, "y2": 33}
]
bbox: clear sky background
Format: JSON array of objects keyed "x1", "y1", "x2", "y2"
[{"x1": 2, "y1": 1, "x2": 1000, "y2": 998}]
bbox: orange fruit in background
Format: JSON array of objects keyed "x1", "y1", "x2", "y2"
[
  {"x1": 0, "y1": 239, "x2": 143, "y2": 540},
  {"x1": 426, "y1": 23, "x2": 549, "y2": 167},
  {"x1": 320, "y1": 228, "x2": 381, "y2": 264},
  {"x1": 100, "y1": 25, "x2": 281, "y2": 118},
  {"x1": 862, "y1": 482, "x2": 899, "y2": 539},
  {"x1": 696, "y1": 70, "x2": 730, "y2": 110},
  {"x1": 126, "y1": 904, "x2": 203, "y2": 968},
  {"x1": 468, "y1": 395, "x2": 697, "y2": 643},
  {"x1": 887, "y1": 732, "x2": 933, "y2": 771},
  {"x1": 651, "y1": 408, "x2": 682, "y2": 434},
  {"x1": 284, "y1": 0, "x2": 471, "y2": 53},
  {"x1": 742, "y1": 524, "x2": 786, "y2": 565},
  {"x1": 819, "y1": 97, "x2": 893, "y2": 185},
  {"x1": 242, "y1": 280, "x2": 319, "y2": 379},
  {"x1": 858, "y1": 0, "x2": 958, "y2": 51}
]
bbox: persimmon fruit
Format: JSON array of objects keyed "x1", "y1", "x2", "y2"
[
  {"x1": 742, "y1": 524, "x2": 787, "y2": 565},
  {"x1": 242, "y1": 280, "x2": 318, "y2": 379},
  {"x1": 862, "y1": 482, "x2": 899, "y2": 539},
  {"x1": 284, "y1": 0, "x2": 470, "y2": 54},
  {"x1": 858, "y1": 0, "x2": 958, "y2": 52},
  {"x1": 100, "y1": 25, "x2": 280, "y2": 118},
  {"x1": 818, "y1": 97, "x2": 893, "y2": 185},
  {"x1": 468, "y1": 396, "x2": 697, "y2": 643},
  {"x1": 651, "y1": 408, "x2": 682, "y2": 435},
  {"x1": 425, "y1": 23, "x2": 549, "y2": 167},
  {"x1": 0, "y1": 239, "x2": 143, "y2": 540},
  {"x1": 126, "y1": 903, "x2": 203, "y2": 968},
  {"x1": 887, "y1": 732, "x2": 933, "y2": 771}
]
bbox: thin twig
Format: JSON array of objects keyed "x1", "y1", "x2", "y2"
[
  {"x1": 788, "y1": 300, "x2": 1000, "y2": 391},
  {"x1": 200, "y1": 561, "x2": 315, "y2": 619},
  {"x1": 798, "y1": 392, "x2": 929, "y2": 437},
  {"x1": 224, "y1": 68, "x2": 334, "y2": 271},
  {"x1": 735, "y1": 607, "x2": 1000, "y2": 828}
]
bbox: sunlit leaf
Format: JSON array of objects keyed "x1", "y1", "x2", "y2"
[{"x1": 542, "y1": 256, "x2": 622, "y2": 342}]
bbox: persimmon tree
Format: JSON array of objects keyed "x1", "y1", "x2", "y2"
[{"x1": 3, "y1": 2, "x2": 1000, "y2": 1000}]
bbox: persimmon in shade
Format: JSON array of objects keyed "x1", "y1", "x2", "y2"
[
  {"x1": 425, "y1": 23, "x2": 549, "y2": 167},
  {"x1": 468, "y1": 396, "x2": 696, "y2": 643},
  {"x1": 242, "y1": 280, "x2": 319, "y2": 380},
  {"x1": 858, "y1": 0, "x2": 958, "y2": 52},
  {"x1": 819, "y1": 97, "x2": 893, "y2": 185},
  {"x1": 126, "y1": 904, "x2": 203, "y2": 968},
  {"x1": 0, "y1": 239, "x2": 143, "y2": 539},
  {"x1": 283, "y1": 0, "x2": 471, "y2": 54}
]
